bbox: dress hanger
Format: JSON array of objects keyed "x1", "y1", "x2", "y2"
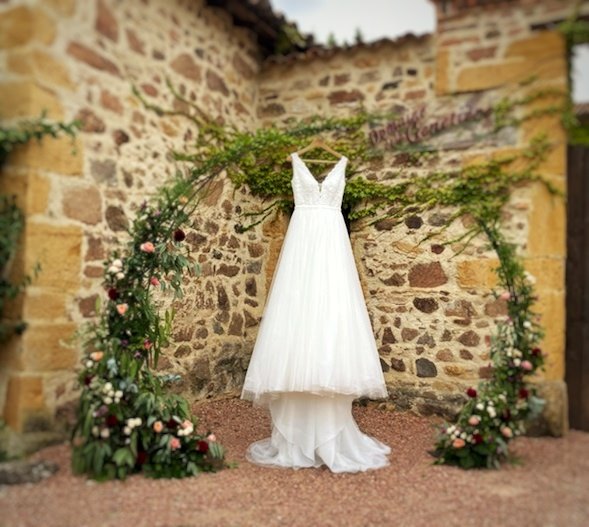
[{"x1": 287, "y1": 137, "x2": 344, "y2": 164}]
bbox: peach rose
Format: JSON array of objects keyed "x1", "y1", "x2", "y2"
[
  {"x1": 207, "y1": 433, "x2": 216, "y2": 442},
  {"x1": 153, "y1": 421, "x2": 163, "y2": 433},
  {"x1": 169, "y1": 437, "x2": 181, "y2": 450},
  {"x1": 501, "y1": 426, "x2": 513, "y2": 438},
  {"x1": 452, "y1": 438, "x2": 466, "y2": 448},
  {"x1": 116, "y1": 303, "x2": 128, "y2": 315},
  {"x1": 468, "y1": 415, "x2": 480, "y2": 426},
  {"x1": 140, "y1": 242, "x2": 155, "y2": 253},
  {"x1": 90, "y1": 351, "x2": 104, "y2": 362}
]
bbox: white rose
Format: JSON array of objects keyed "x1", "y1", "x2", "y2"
[
  {"x1": 86, "y1": 360, "x2": 94, "y2": 368},
  {"x1": 513, "y1": 349, "x2": 522, "y2": 357},
  {"x1": 112, "y1": 259, "x2": 123, "y2": 268},
  {"x1": 116, "y1": 272, "x2": 125, "y2": 280},
  {"x1": 476, "y1": 403, "x2": 484, "y2": 410},
  {"x1": 115, "y1": 390, "x2": 123, "y2": 398},
  {"x1": 523, "y1": 321, "x2": 532, "y2": 329},
  {"x1": 100, "y1": 428, "x2": 110, "y2": 439},
  {"x1": 92, "y1": 426, "x2": 99, "y2": 436},
  {"x1": 123, "y1": 426, "x2": 132, "y2": 435},
  {"x1": 103, "y1": 382, "x2": 112, "y2": 392},
  {"x1": 487, "y1": 407, "x2": 496, "y2": 418},
  {"x1": 513, "y1": 358, "x2": 521, "y2": 367},
  {"x1": 104, "y1": 397, "x2": 113, "y2": 405}
]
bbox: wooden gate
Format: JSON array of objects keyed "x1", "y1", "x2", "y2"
[{"x1": 566, "y1": 144, "x2": 589, "y2": 431}]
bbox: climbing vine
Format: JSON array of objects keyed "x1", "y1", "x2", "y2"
[{"x1": 0, "y1": 112, "x2": 80, "y2": 341}]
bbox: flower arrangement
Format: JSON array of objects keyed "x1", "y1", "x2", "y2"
[
  {"x1": 430, "y1": 224, "x2": 546, "y2": 469},
  {"x1": 71, "y1": 176, "x2": 228, "y2": 480}
]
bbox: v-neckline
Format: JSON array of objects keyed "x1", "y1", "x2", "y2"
[{"x1": 292, "y1": 153, "x2": 347, "y2": 193}]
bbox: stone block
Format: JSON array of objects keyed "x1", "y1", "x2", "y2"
[
  {"x1": 0, "y1": 6, "x2": 55, "y2": 49},
  {"x1": 456, "y1": 259, "x2": 499, "y2": 289},
  {"x1": 527, "y1": 183, "x2": 566, "y2": 257},
  {"x1": 524, "y1": 257, "x2": 564, "y2": 292},
  {"x1": 10, "y1": 134, "x2": 83, "y2": 175},
  {"x1": 2, "y1": 375, "x2": 45, "y2": 431},
  {"x1": 505, "y1": 31, "x2": 564, "y2": 62},
  {"x1": 62, "y1": 184, "x2": 102, "y2": 224},
  {"x1": 0, "y1": 82, "x2": 63, "y2": 120},
  {"x1": 66, "y1": 42, "x2": 120, "y2": 76},
  {"x1": 524, "y1": 379, "x2": 568, "y2": 437},
  {"x1": 23, "y1": 289, "x2": 67, "y2": 321},
  {"x1": 7, "y1": 49, "x2": 74, "y2": 90},
  {"x1": 24, "y1": 221, "x2": 83, "y2": 291},
  {"x1": 22, "y1": 322, "x2": 79, "y2": 371},
  {"x1": 26, "y1": 172, "x2": 51, "y2": 214},
  {"x1": 435, "y1": 48, "x2": 450, "y2": 95},
  {"x1": 41, "y1": 0, "x2": 76, "y2": 16},
  {"x1": 533, "y1": 290, "x2": 565, "y2": 381}
]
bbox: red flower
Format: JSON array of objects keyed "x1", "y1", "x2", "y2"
[
  {"x1": 84, "y1": 375, "x2": 94, "y2": 386},
  {"x1": 173, "y1": 229, "x2": 186, "y2": 242},
  {"x1": 136, "y1": 451, "x2": 148, "y2": 465},
  {"x1": 531, "y1": 347, "x2": 542, "y2": 357},
  {"x1": 466, "y1": 387, "x2": 477, "y2": 398},
  {"x1": 107, "y1": 288, "x2": 119, "y2": 301},
  {"x1": 196, "y1": 440, "x2": 209, "y2": 453},
  {"x1": 473, "y1": 433, "x2": 484, "y2": 444},
  {"x1": 167, "y1": 418, "x2": 178, "y2": 429},
  {"x1": 106, "y1": 414, "x2": 119, "y2": 427},
  {"x1": 519, "y1": 388, "x2": 529, "y2": 399}
]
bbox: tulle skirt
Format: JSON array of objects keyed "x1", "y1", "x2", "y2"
[{"x1": 241, "y1": 206, "x2": 390, "y2": 472}]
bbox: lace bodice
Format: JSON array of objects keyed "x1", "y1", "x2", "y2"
[{"x1": 291, "y1": 153, "x2": 348, "y2": 209}]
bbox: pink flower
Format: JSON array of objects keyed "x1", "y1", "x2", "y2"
[
  {"x1": 499, "y1": 291, "x2": 511, "y2": 301},
  {"x1": 521, "y1": 360, "x2": 533, "y2": 371},
  {"x1": 116, "y1": 303, "x2": 128, "y2": 315},
  {"x1": 169, "y1": 437, "x2": 181, "y2": 450},
  {"x1": 207, "y1": 433, "x2": 216, "y2": 442},
  {"x1": 153, "y1": 421, "x2": 163, "y2": 433},
  {"x1": 90, "y1": 351, "x2": 104, "y2": 362},
  {"x1": 150, "y1": 276, "x2": 160, "y2": 287},
  {"x1": 468, "y1": 415, "x2": 480, "y2": 426},
  {"x1": 181, "y1": 419, "x2": 192, "y2": 429},
  {"x1": 501, "y1": 426, "x2": 513, "y2": 438},
  {"x1": 144, "y1": 339, "x2": 152, "y2": 350},
  {"x1": 140, "y1": 242, "x2": 155, "y2": 253},
  {"x1": 452, "y1": 438, "x2": 466, "y2": 448}
]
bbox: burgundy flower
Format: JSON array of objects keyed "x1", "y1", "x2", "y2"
[
  {"x1": 106, "y1": 414, "x2": 119, "y2": 427},
  {"x1": 466, "y1": 387, "x2": 477, "y2": 398},
  {"x1": 501, "y1": 408, "x2": 511, "y2": 421},
  {"x1": 136, "y1": 451, "x2": 148, "y2": 465},
  {"x1": 173, "y1": 229, "x2": 186, "y2": 242},
  {"x1": 120, "y1": 339, "x2": 129, "y2": 347},
  {"x1": 196, "y1": 440, "x2": 209, "y2": 453},
  {"x1": 84, "y1": 375, "x2": 94, "y2": 386},
  {"x1": 473, "y1": 433, "x2": 484, "y2": 444},
  {"x1": 167, "y1": 418, "x2": 179, "y2": 429},
  {"x1": 519, "y1": 388, "x2": 529, "y2": 399},
  {"x1": 107, "y1": 288, "x2": 119, "y2": 301},
  {"x1": 531, "y1": 347, "x2": 542, "y2": 357}
]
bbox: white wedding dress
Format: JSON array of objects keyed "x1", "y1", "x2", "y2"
[{"x1": 240, "y1": 153, "x2": 391, "y2": 473}]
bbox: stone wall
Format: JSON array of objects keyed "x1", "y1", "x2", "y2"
[
  {"x1": 0, "y1": 0, "x2": 263, "y2": 449},
  {"x1": 0, "y1": 0, "x2": 583, "y2": 449}
]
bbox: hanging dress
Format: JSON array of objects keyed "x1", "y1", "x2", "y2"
[{"x1": 240, "y1": 153, "x2": 391, "y2": 473}]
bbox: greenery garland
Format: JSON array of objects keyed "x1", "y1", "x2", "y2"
[
  {"x1": 70, "y1": 74, "x2": 566, "y2": 479},
  {"x1": 0, "y1": 112, "x2": 80, "y2": 341}
]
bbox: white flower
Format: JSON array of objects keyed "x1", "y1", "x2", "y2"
[
  {"x1": 487, "y1": 406, "x2": 496, "y2": 418},
  {"x1": 524, "y1": 271, "x2": 536, "y2": 284},
  {"x1": 513, "y1": 358, "x2": 521, "y2": 367},
  {"x1": 107, "y1": 266, "x2": 119, "y2": 274},
  {"x1": 116, "y1": 272, "x2": 125, "y2": 280},
  {"x1": 103, "y1": 382, "x2": 113, "y2": 392},
  {"x1": 523, "y1": 321, "x2": 532, "y2": 329},
  {"x1": 498, "y1": 394, "x2": 507, "y2": 402},
  {"x1": 513, "y1": 349, "x2": 522, "y2": 357},
  {"x1": 123, "y1": 426, "x2": 132, "y2": 435},
  {"x1": 86, "y1": 360, "x2": 94, "y2": 368},
  {"x1": 92, "y1": 426, "x2": 99, "y2": 437},
  {"x1": 460, "y1": 432, "x2": 467, "y2": 439},
  {"x1": 100, "y1": 428, "x2": 110, "y2": 439},
  {"x1": 104, "y1": 397, "x2": 113, "y2": 405},
  {"x1": 447, "y1": 425, "x2": 456, "y2": 434},
  {"x1": 107, "y1": 390, "x2": 115, "y2": 398},
  {"x1": 506, "y1": 349, "x2": 513, "y2": 357},
  {"x1": 178, "y1": 429, "x2": 186, "y2": 437},
  {"x1": 115, "y1": 390, "x2": 123, "y2": 398},
  {"x1": 112, "y1": 259, "x2": 123, "y2": 269},
  {"x1": 476, "y1": 403, "x2": 484, "y2": 411}
]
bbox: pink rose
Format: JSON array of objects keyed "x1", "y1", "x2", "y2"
[
  {"x1": 452, "y1": 438, "x2": 466, "y2": 448},
  {"x1": 501, "y1": 426, "x2": 513, "y2": 438},
  {"x1": 153, "y1": 421, "x2": 163, "y2": 433},
  {"x1": 140, "y1": 242, "x2": 155, "y2": 253},
  {"x1": 499, "y1": 291, "x2": 511, "y2": 301},
  {"x1": 150, "y1": 276, "x2": 160, "y2": 286},
  {"x1": 521, "y1": 360, "x2": 533, "y2": 371},
  {"x1": 116, "y1": 303, "x2": 128, "y2": 315},
  {"x1": 144, "y1": 339, "x2": 152, "y2": 350},
  {"x1": 468, "y1": 415, "x2": 480, "y2": 426},
  {"x1": 181, "y1": 419, "x2": 192, "y2": 429},
  {"x1": 169, "y1": 437, "x2": 181, "y2": 450},
  {"x1": 207, "y1": 433, "x2": 216, "y2": 442}
]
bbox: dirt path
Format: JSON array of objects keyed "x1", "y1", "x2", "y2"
[{"x1": 1, "y1": 398, "x2": 588, "y2": 527}]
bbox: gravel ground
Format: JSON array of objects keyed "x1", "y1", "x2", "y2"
[{"x1": 1, "y1": 397, "x2": 588, "y2": 527}]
